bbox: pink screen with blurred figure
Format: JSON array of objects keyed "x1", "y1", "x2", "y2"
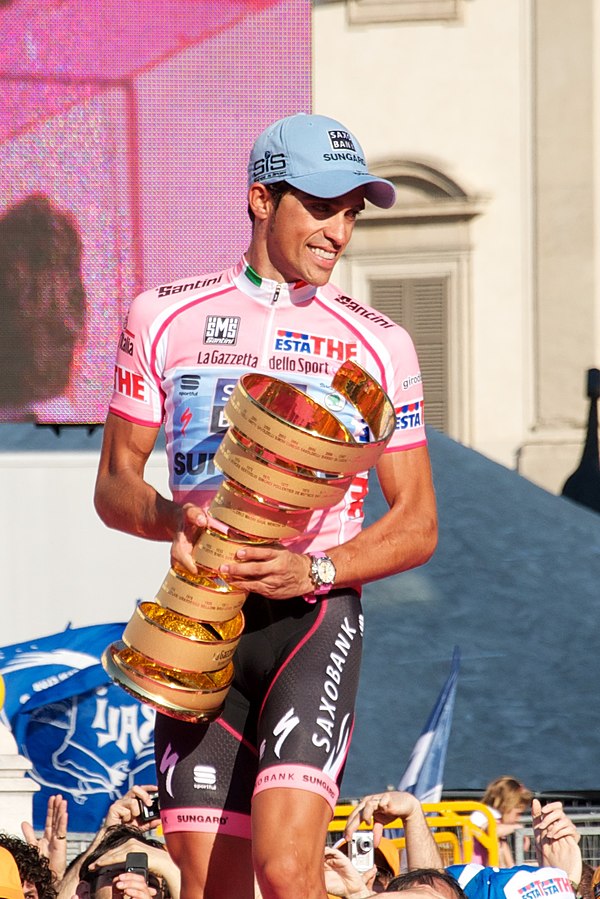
[{"x1": 0, "y1": 0, "x2": 311, "y2": 425}]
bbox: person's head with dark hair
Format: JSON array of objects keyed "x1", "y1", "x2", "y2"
[
  {"x1": 0, "y1": 193, "x2": 86, "y2": 413},
  {"x1": 0, "y1": 834, "x2": 56, "y2": 899},
  {"x1": 76, "y1": 825, "x2": 170, "y2": 899},
  {"x1": 386, "y1": 868, "x2": 468, "y2": 899}
]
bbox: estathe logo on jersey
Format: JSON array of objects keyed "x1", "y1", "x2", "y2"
[
  {"x1": 274, "y1": 329, "x2": 357, "y2": 361},
  {"x1": 113, "y1": 364, "x2": 148, "y2": 403},
  {"x1": 396, "y1": 400, "x2": 423, "y2": 430},
  {"x1": 517, "y1": 877, "x2": 573, "y2": 899},
  {"x1": 204, "y1": 316, "x2": 240, "y2": 345}
]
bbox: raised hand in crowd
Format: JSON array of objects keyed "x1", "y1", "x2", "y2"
[
  {"x1": 56, "y1": 786, "x2": 178, "y2": 899},
  {"x1": 323, "y1": 844, "x2": 376, "y2": 899},
  {"x1": 532, "y1": 799, "x2": 583, "y2": 890},
  {"x1": 344, "y1": 791, "x2": 443, "y2": 871},
  {"x1": 57, "y1": 825, "x2": 180, "y2": 899},
  {"x1": 102, "y1": 785, "x2": 160, "y2": 833},
  {"x1": 21, "y1": 792, "x2": 69, "y2": 882},
  {"x1": 85, "y1": 835, "x2": 179, "y2": 896},
  {"x1": 57, "y1": 784, "x2": 161, "y2": 891}
]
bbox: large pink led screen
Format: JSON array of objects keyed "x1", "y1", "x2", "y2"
[{"x1": 0, "y1": 0, "x2": 311, "y2": 425}]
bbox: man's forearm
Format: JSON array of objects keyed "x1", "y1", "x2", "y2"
[
  {"x1": 328, "y1": 446, "x2": 437, "y2": 588},
  {"x1": 404, "y1": 809, "x2": 443, "y2": 870},
  {"x1": 95, "y1": 471, "x2": 181, "y2": 542},
  {"x1": 329, "y1": 506, "x2": 437, "y2": 588},
  {"x1": 94, "y1": 413, "x2": 180, "y2": 542}
]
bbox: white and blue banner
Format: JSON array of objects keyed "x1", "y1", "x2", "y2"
[
  {"x1": 0, "y1": 623, "x2": 157, "y2": 832},
  {"x1": 397, "y1": 646, "x2": 460, "y2": 803}
]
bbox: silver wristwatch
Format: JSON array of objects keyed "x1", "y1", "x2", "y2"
[{"x1": 307, "y1": 551, "x2": 336, "y2": 596}]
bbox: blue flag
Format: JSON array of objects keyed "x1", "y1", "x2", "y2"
[
  {"x1": 0, "y1": 623, "x2": 157, "y2": 833},
  {"x1": 397, "y1": 646, "x2": 460, "y2": 802}
]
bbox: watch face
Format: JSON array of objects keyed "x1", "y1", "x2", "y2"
[{"x1": 316, "y1": 556, "x2": 336, "y2": 585}]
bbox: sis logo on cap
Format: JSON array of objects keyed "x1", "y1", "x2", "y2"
[{"x1": 251, "y1": 150, "x2": 287, "y2": 183}]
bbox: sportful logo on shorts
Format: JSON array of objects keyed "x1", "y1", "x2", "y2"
[
  {"x1": 193, "y1": 764, "x2": 217, "y2": 790},
  {"x1": 327, "y1": 130, "x2": 356, "y2": 152},
  {"x1": 204, "y1": 316, "x2": 240, "y2": 345}
]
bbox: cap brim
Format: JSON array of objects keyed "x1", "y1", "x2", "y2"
[{"x1": 285, "y1": 171, "x2": 396, "y2": 209}]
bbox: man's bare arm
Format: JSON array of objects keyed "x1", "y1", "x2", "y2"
[
  {"x1": 94, "y1": 413, "x2": 207, "y2": 569},
  {"x1": 94, "y1": 413, "x2": 175, "y2": 538},
  {"x1": 331, "y1": 444, "x2": 438, "y2": 586}
]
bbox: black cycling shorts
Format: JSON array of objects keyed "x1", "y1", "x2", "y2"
[{"x1": 154, "y1": 588, "x2": 363, "y2": 839}]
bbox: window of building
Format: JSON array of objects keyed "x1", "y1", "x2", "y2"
[
  {"x1": 370, "y1": 277, "x2": 449, "y2": 431},
  {"x1": 339, "y1": 159, "x2": 485, "y2": 442}
]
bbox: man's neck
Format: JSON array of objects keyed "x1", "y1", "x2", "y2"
[{"x1": 245, "y1": 244, "x2": 289, "y2": 284}]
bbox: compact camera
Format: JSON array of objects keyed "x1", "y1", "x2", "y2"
[
  {"x1": 125, "y1": 851, "x2": 148, "y2": 881},
  {"x1": 349, "y1": 832, "x2": 375, "y2": 873},
  {"x1": 138, "y1": 794, "x2": 161, "y2": 823}
]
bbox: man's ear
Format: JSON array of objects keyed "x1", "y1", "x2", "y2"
[{"x1": 248, "y1": 183, "x2": 273, "y2": 222}]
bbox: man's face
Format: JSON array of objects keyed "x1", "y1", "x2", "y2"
[
  {"x1": 86, "y1": 869, "x2": 116, "y2": 899},
  {"x1": 262, "y1": 186, "x2": 366, "y2": 286},
  {"x1": 22, "y1": 882, "x2": 39, "y2": 899},
  {"x1": 76, "y1": 865, "x2": 164, "y2": 899},
  {"x1": 75, "y1": 867, "x2": 122, "y2": 899}
]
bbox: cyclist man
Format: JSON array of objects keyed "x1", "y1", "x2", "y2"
[{"x1": 95, "y1": 113, "x2": 438, "y2": 899}]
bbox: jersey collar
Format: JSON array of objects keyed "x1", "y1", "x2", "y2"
[{"x1": 232, "y1": 257, "x2": 317, "y2": 307}]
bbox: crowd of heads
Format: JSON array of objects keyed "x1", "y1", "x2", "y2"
[
  {"x1": 0, "y1": 793, "x2": 176, "y2": 899},
  {"x1": 1, "y1": 773, "x2": 595, "y2": 899}
]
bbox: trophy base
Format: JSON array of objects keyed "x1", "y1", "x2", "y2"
[{"x1": 102, "y1": 641, "x2": 233, "y2": 723}]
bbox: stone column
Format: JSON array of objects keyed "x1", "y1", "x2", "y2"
[{"x1": 0, "y1": 721, "x2": 40, "y2": 836}]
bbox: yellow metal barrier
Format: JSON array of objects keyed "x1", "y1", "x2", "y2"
[
  {"x1": 432, "y1": 831, "x2": 461, "y2": 866},
  {"x1": 329, "y1": 800, "x2": 499, "y2": 867}
]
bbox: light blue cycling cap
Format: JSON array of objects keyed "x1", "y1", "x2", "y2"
[{"x1": 247, "y1": 113, "x2": 396, "y2": 209}]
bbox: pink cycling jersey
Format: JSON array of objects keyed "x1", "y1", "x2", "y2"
[{"x1": 109, "y1": 256, "x2": 426, "y2": 553}]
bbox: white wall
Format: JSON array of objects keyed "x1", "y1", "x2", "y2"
[{"x1": 0, "y1": 450, "x2": 170, "y2": 645}]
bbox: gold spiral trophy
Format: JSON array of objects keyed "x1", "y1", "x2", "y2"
[{"x1": 102, "y1": 360, "x2": 396, "y2": 722}]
